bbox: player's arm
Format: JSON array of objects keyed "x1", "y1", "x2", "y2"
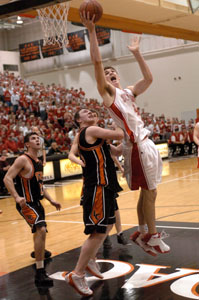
[
  {"x1": 68, "y1": 134, "x2": 85, "y2": 167},
  {"x1": 42, "y1": 147, "x2": 46, "y2": 166},
  {"x1": 193, "y1": 123, "x2": 199, "y2": 145},
  {"x1": 3, "y1": 156, "x2": 27, "y2": 207},
  {"x1": 80, "y1": 12, "x2": 115, "y2": 107},
  {"x1": 127, "y1": 36, "x2": 153, "y2": 97},
  {"x1": 87, "y1": 125, "x2": 124, "y2": 141},
  {"x1": 109, "y1": 143, "x2": 123, "y2": 156},
  {"x1": 43, "y1": 189, "x2": 61, "y2": 211},
  {"x1": 111, "y1": 154, "x2": 124, "y2": 174}
]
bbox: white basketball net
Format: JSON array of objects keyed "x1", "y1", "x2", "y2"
[{"x1": 37, "y1": 2, "x2": 70, "y2": 47}]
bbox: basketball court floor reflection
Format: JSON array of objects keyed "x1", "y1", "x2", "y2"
[{"x1": 0, "y1": 157, "x2": 199, "y2": 300}]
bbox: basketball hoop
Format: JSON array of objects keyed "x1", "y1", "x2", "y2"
[{"x1": 37, "y1": 2, "x2": 70, "y2": 48}]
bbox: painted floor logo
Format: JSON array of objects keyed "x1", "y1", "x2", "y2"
[{"x1": 50, "y1": 259, "x2": 199, "y2": 299}]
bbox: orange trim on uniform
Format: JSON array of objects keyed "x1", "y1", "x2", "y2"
[
  {"x1": 90, "y1": 186, "x2": 104, "y2": 224},
  {"x1": 21, "y1": 205, "x2": 37, "y2": 225},
  {"x1": 22, "y1": 178, "x2": 32, "y2": 202},
  {"x1": 95, "y1": 148, "x2": 106, "y2": 185},
  {"x1": 79, "y1": 140, "x2": 104, "y2": 151}
]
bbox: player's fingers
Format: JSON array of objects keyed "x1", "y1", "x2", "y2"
[{"x1": 92, "y1": 14, "x2": 95, "y2": 22}]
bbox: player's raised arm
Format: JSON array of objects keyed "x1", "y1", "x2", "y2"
[
  {"x1": 80, "y1": 12, "x2": 115, "y2": 107},
  {"x1": 127, "y1": 36, "x2": 153, "y2": 97}
]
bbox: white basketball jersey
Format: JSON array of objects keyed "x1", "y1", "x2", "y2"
[{"x1": 107, "y1": 88, "x2": 150, "y2": 144}]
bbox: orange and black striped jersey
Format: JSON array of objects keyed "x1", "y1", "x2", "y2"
[
  {"x1": 78, "y1": 127, "x2": 121, "y2": 192},
  {"x1": 15, "y1": 153, "x2": 44, "y2": 203}
]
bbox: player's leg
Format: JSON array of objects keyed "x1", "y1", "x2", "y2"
[
  {"x1": 66, "y1": 186, "x2": 115, "y2": 296},
  {"x1": 141, "y1": 189, "x2": 170, "y2": 254},
  {"x1": 115, "y1": 209, "x2": 128, "y2": 245},
  {"x1": 142, "y1": 188, "x2": 156, "y2": 234},
  {"x1": 130, "y1": 189, "x2": 157, "y2": 256},
  {"x1": 33, "y1": 226, "x2": 46, "y2": 262},
  {"x1": 34, "y1": 225, "x2": 53, "y2": 287}
]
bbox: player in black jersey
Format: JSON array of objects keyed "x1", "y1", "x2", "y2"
[
  {"x1": 65, "y1": 108, "x2": 124, "y2": 297},
  {"x1": 70, "y1": 109, "x2": 127, "y2": 248},
  {"x1": 4, "y1": 132, "x2": 61, "y2": 287}
]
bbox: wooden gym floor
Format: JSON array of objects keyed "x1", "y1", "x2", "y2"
[{"x1": 0, "y1": 155, "x2": 199, "y2": 299}]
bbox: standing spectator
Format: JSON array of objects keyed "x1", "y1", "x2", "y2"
[
  {"x1": 193, "y1": 122, "x2": 199, "y2": 167},
  {"x1": 4, "y1": 87, "x2": 11, "y2": 107},
  {"x1": 68, "y1": 128, "x2": 76, "y2": 143},
  {"x1": 0, "y1": 150, "x2": 10, "y2": 195},
  {"x1": 0, "y1": 82, "x2": 4, "y2": 102},
  {"x1": 187, "y1": 126, "x2": 195, "y2": 155},
  {"x1": 39, "y1": 99, "x2": 47, "y2": 121},
  {"x1": 11, "y1": 90, "x2": 20, "y2": 113}
]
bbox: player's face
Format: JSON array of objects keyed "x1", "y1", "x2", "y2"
[
  {"x1": 79, "y1": 109, "x2": 95, "y2": 125},
  {"x1": 27, "y1": 134, "x2": 41, "y2": 150},
  {"x1": 104, "y1": 68, "x2": 120, "y2": 87}
]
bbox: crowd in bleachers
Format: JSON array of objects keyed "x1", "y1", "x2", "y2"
[
  {"x1": 0, "y1": 71, "x2": 197, "y2": 159},
  {"x1": 0, "y1": 71, "x2": 110, "y2": 156}
]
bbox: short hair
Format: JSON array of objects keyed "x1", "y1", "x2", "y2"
[
  {"x1": 74, "y1": 110, "x2": 81, "y2": 128},
  {"x1": 104, "y1": 66, "x2": 118, "y2": 73},
  {"x1": 24, "y1": 132, "x2": 39, "y2": 144},
  {"x1": 74, "y1": 107, "x2": 87, "y2": 128}
]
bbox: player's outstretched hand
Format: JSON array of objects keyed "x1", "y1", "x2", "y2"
[
  {"x1": 127, "y1": 35, "x2": 141, "y2": 54},
  {"x1": 80, "y1": 11, "x2": 95, "y2": 32}
]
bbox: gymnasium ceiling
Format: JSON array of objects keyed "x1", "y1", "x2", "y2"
[{"x1": 0, "y1": 0, "x2": 199, "y2": 41}]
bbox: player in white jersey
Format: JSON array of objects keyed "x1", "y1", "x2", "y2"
[
  {"x1": 193, "y1": 122, "x2": 199, "y2": 168},
  {"x1": 80, "y1": 12, "x2": 170, "y2": 255}
]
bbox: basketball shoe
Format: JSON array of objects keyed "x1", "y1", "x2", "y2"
[
  {"x1": 130, "y1": 231, "x2": 157, "y2": 256},
  {"x1": 86, "y1": 259, "x2": 103, "y2": 279},
  {"x1": 65, "y1": 271, "x2": 93, "y2": 296},
  {"x1": 35, "y1": 268, "x2": 53, "y2": 287},
  {"x1": 142, "y1": 231, "x2": 170, "y2": 254},
  {"x1": 117, "y1": 232, "x2": 128, "y2": 245}
]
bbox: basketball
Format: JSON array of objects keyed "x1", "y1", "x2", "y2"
[{"x1": 79, "y1": 0, "x2": 103, "y2": 23}]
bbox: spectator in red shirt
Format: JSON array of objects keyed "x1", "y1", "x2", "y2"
[
  {"x1": 4, "y1": 88, "x2": 11, "y2": 107},
  {"x1": 4, "y1": 136, "x2": 18, "y2": 154}
]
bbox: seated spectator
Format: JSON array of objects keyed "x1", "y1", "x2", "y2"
[
  {"x1": 152, "y1": 128, "x2": 160, "y2": 142},
  {"x1": 68, "y1": 128, "x2": 76, "y2": 142},
  {"x1": 187, "y1": 126, "x2": 196, "y2": 154},
  {"x1": 169, "y1": 127, "x2": 184, "y2": 156},
  {"x1": 0, "y1": 150, "x2": 10, "y2": 195},
  {"x1": 4, "y1": 136, "x2": 18, "y2": 154},
  {"x1": 47, "y1": 142, "x2": 63, "y2": 156}
]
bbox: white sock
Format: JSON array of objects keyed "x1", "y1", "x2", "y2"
[
  {"x1": 117, "y1": 231, "x2": 123, "y2": 236},
  {"x1": 36, "y1": 260, "x2": 44, "y2": 269},
  {"x1": 138, "y1": 224, "x2": 148, "y2": 234}
]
